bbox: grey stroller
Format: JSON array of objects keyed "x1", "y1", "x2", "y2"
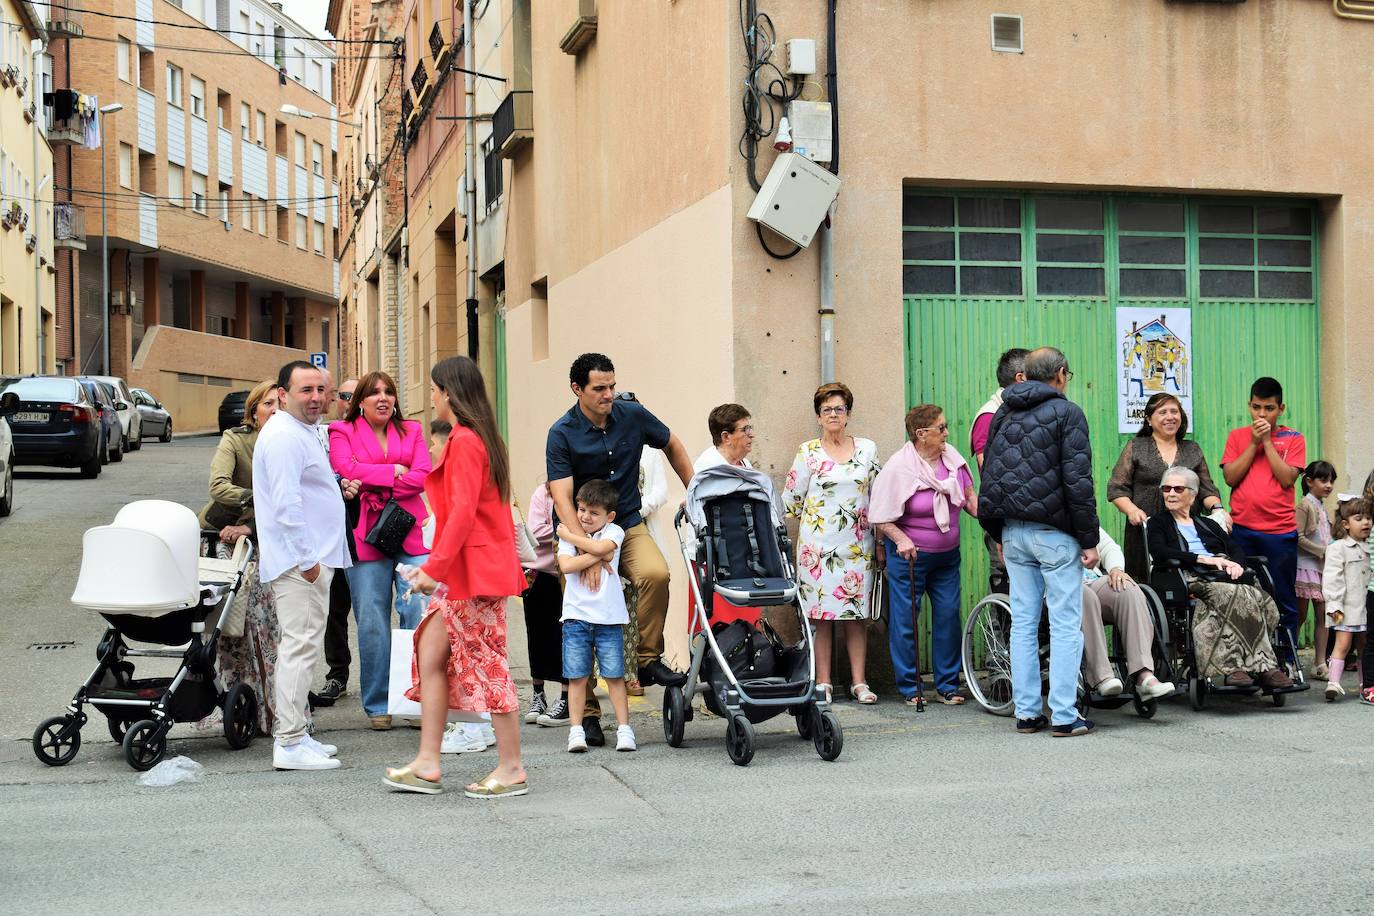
[{"x1": 668, "y1": 463, "x2": 842, "y2": 766}]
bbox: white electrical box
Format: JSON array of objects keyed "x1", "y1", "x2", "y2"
[
  {"x1": 787, "y1": 100, "x2": 833, "y2": 164},
  {"x1": 746, "y1": 153, "x2": 841, "y2": 249},
  {"x1": 785, "y1": 38, "x2": 816, "y2": 75}
]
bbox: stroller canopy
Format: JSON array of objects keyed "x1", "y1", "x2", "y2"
[
  {"x1": 71, "y1": 500, "x2": 203, "y2": 615},
  {"x1": 686, "y1": 463, "x2": 784, "y2": 532}
]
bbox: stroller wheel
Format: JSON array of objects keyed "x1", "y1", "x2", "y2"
[
  {"x1": 662, "y1": 686, "x2": 686, "y2": 748},
  {"x1": 1132, "y1": 696, "x2": 1157, "y2": 720},
  {"x1": 123, "y1": 720, "x2": 167, "y2": 771},
  {"x1": 224, "y1": 683, "x2": 258, "y2": 750},
  {"x1": 725, "y1": 715, "x2": 755, "y2": 767},
  {"x1": 795, "y1": 709, "x2": 814, "y2": 740},
  {"x1": 813, "y1": 709, "x2": 843, "y2": 762},
  {"x1": 1188, "y1": 675, "x2": 1206, "y2": 711},
  {"x1": 107, "y1": 716, "x2": 133, "y2": 743},
  {"x1": 32, "y1": 715, "x2": 82, "y2": 767}
]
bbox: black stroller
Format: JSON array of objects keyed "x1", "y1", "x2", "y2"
[
  {"x1": 32, "y1": 500, "x2": 259, "y2": 771},
  {"x1": 668, "y1": 464, "x2": 841, "y2": 766}
]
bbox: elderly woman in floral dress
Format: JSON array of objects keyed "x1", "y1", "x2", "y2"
[{"x1": 783, "y1": 383, "x2": 882, "y2": 704}]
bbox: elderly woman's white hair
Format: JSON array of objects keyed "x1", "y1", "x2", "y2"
[{"x1": 1161, "y1": 466, "x2": 1201, "y2": 494}]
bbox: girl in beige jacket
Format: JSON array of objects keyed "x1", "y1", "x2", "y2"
[{"x1": 1320, "y1": 499, "x2": 1372, "y2": 700}]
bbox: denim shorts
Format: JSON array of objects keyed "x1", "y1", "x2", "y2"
[{"x1": 562, "y1": 619, "x2": 625, "y2": 680}]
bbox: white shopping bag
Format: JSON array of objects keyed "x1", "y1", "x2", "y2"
[{"x1": 386, "y1": 627, "x2": 487, "y2": 723}]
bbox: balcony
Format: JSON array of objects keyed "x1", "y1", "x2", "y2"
[
  {"x1": 410, "y1": 61, "x2": 429, "y2": 101},
  {"x1": 45, "y1": 1, "x2": 85, "y2": 38},
  {"x1": 492, "y1": 90, "x2": 533, "y2": 159},
  {"x1": 559, "y1": 0, "x2": 598, "y2": 55},
  {"x1": 46, "y1": 91, "x2": 86, "y2": 145},
  {"x1": 428, "y1": 22, "x2": 449, "y2": 67},
  {"x1": 53, "y1": 203, "x2": 87, "y2": 251}
]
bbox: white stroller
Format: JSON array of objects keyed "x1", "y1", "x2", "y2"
[
  {"x1": 32, "y1": 500, "x2": 259, "y2": 771},
  {"x1": 668, "y1": 464, "x2": 842, "y2": 766}
]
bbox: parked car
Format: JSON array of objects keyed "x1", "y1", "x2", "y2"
[
  {"x1": 78, "y1": 375, "x2": 142, "y2": 452},
  {"x1": 0, "y1": 392, "x2": 15, "y2": 515},
  {"x1": 218, "y1": 390, "x2": 250, "y2": 432},
  {"x1": 131, "y1": 387, "x2": 173, "y2": 442},
  {"x1": 0, "y1": 376, "x2": 103, "y2": 478},
  {"x1": 78, "y1": 380, "x2": 124, "y2": 465}
]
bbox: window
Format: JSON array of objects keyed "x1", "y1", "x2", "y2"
[
  {"x1": 191, "y1": 173, "x2": 207, "y2": 213},
  {"x1": 295, "y1": 213, "x2": 307, "y2": 248},
  {"x1": 257, "y1": 199, "x2": 267, "y2": 235},
  {"x1": 166, "y1": 64, "x2": 183, "y2": 107},
  {"x1": 217, "y1": 91, "x2": 230, "y2": 129},
  {"x1": 219, "y1": 187, "x2": 229, "y2": 222},
  {"x1": 240, "y1": 102, "x2": 250, "y2": 141},
  {"x1": 294, "y1": 133, "x2": 306, "y2": 167},
  {"x1": 313, "y1": 219, "x2": 324, "y2": 254},
  {"x1": 239, "y1": 12, "x2": 251, "y2": 49},
  {"x1": 168, "y1": 163, "x2": 185, "y2": 204},
  {"x1": 118, "y1": 143, "x2": 133, "y2": 189},
  {"x1": 241, "y1": 192, "x2": 251, "y2": 230},
  {"x1": 1198, "y1": 203, "x2": 1314, "y2": 300},
  {"x1": 138, "y1": 50, "x2": 154, "y2": 91},
  {"x1": 1117, "y1": 200, "x2": 1186, "y2": 299},
  {"x1": 901, "y1": 195, "x2": 1023, "y2": 296},
  {"x1": 190, "y1": 76, "x2": 205, "y2": 119},
  {"x1": 255, "y1": 110, "x2": 266, "y2": 146},
  {"x1": 277, "y1": 206, "x2": 289, "y2": 240},
  {"x1": 482, "y1": 136, "x2": 501, "y2": 209},
  {"x1": 311, "y1": 141, "x2": 323, "y2": 176},
  {"x1": 117, "y1": 38, "x2": 132, "y2": 82},
  {"x1": 312, "y1": 60, "x2": 324, "y2": 94},
  {"x1": 1033, "y1": 197, "x2": 1105, "y2": 297}
]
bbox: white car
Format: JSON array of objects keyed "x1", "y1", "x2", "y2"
[
  {"x1": 78, "y1": 375, "x2": 142, "y2": 452},
  {"x1": 0, "y1": 391, "x2": 13, "y2": 516},
  {"x1": 131, "y1": 388, "x2": 173, "y2": 442}
]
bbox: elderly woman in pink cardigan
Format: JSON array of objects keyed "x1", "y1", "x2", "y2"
[
  {"x1": 329, "y1": 370, "x2": 433, "y2": 729},
  {"x1": 870, "y1": 404, "x2": 977, "y2": 707}
]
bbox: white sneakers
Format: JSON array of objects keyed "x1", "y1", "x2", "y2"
[
  {"x1": 615, "y1": 725, "x2": 636, "y2": 752},
  {"x1": 1095, "y1": 677, "x2": 1124, "y2": 697},
  {"x1": 1326, "y1": 680, "x2": 1346, "y2": 701},
  {"x1": 567, "y1": 725, "x2": 588, "y2": 753},
  {"x1": 274, "y1": 738, "x2": 340, "y2": 770},
  {"x1": 1137, "y1": 678, "x2": 1175, "y2": 701},
  {"x1": 301, "y1": 734, "x2": 337, "y2": 757},
  {"x1": 441, "y1": 722, "x2": 489, "y2": 754}
]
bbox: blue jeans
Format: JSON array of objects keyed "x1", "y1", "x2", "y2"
[
  {"x1": 885, "y1": 543, "x2": 962, "y2": 697},
  {"x1": 345, "y1": 552, "x2": 429, "y2": 716},
  {"x1": 562, "y1": 619, "x2": 626, "y2": 680},
  {"x1": 1002, "y1": 521, "x2": 1084, "y2": 725},
  {"x1": 1229, "y1": 525, "x2": 1298, "y2": 637}
]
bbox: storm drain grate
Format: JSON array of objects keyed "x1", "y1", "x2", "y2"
[{"x1": 29, "y1": 642, "x2": 75, "y2": 651}]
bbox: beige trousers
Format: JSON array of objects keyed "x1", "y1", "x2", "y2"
[
  {"x1": 1081, "y1": 576, "x2": 1155, "y2": 685},
  {"x1": 271, "y1": 565, "x2": 334, "y2": 744}
]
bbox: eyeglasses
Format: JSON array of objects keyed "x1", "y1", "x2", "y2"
[
  {"x1": 337, "y1": 392, "x2": 352, "y2": 401},
  {"x1": 820, "y1": 406, "x2": 849, "y2": 416},
  {"x1": 1160, "y1": 484, "x2": 1191, "y2": 494},
  {"x1": 1064, "y1": 370, "x2": 1074, "y2": 382},
  {"x1": 731, "y1": 425, "x2": 755, "y2": 435},
  {"x1": 919, "y1": 423, "x2": 950, "y2": 433}
]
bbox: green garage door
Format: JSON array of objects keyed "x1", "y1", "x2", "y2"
[{"x1": 902, "y1": 191, "x2": 1321, "y2": 654}]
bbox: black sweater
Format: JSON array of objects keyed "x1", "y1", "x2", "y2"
[{"x1": 1146, "y1": 510, "x2": 1247, "y2": 571}]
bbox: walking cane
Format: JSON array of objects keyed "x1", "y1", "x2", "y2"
[{"x1": 908, "y1": 555, "x2": 927, "y2": 712}]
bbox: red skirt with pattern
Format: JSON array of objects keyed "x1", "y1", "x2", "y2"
[{"x1": 406, "y1": 595, "x2": 519, "y2": 714}]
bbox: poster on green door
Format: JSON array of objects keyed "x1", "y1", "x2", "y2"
[{"x1": 1118, "y1": 307, "x2": 1192, "y2": 433}]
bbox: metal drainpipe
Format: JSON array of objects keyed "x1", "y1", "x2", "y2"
[
  {"x1": 32, "y1": 40, "x2": 47, "y2": 373},
  {"x1": 818, "y1": 1, "x2": 839, "y2": 385},
  {"x1": 463, "y1": 0, "x2": 479, "y2": 361}
]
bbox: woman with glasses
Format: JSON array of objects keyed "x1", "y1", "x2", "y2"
[
  {"x1": 783, "y1": 383, "x2": 882, "y2": 704},
  {"x1": 870, "y1": 404, "x2": 977, "y2": 706},
  {"x1": 693, "y1": 403, "x2": 756, "y2": 473},
  {"x1": 1147, "y1": 466, "x2": 1291, "y2": 689}
]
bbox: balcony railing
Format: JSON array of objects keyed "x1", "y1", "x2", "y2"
[
  {"x1": 428, "y1": 22, "x2": 446, "y2": 60},
  {"x1": 45, "y1": 0, "x2": 85, "y2": 38},
  {"x1": 53, "y1": 203, "x2": 87, "y2": 250},
  {"x1": 45, "y1": 92, "x2": 87, "y2": 146},
  {"x1": 492, "y1": 90, "x2": 533, "y2": 158},
  {"x1": 410, "y1": 61, "x2": 429, "y2": 99}
]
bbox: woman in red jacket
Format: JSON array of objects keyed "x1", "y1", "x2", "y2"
[{"x1": 385, "y1": 356, "x2": 528, "y2": 798}]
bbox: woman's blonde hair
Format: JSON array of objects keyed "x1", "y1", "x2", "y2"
[{"x1": 241, "y1": 379, "x2": 277, "y2": 429}]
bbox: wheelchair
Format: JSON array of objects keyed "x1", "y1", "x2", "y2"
[{"x1": 960, "y1": 581, "x2": 1176, "y2": 720}]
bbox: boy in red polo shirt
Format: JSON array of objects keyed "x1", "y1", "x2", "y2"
[{"x1": 1220, "y1": 377, "x2": 1306, "y2": 647}]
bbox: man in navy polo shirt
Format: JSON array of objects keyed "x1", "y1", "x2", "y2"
[{"x1": 547, "y1": 353, "x2": 695, "y2": 745}]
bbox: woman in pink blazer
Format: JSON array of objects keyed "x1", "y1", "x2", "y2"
[{"x1": 328, "y1": 370, "x2": 433, "y2": 728}]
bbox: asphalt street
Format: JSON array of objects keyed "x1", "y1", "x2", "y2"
[{"x1": 2, "y1": 438, "x2": 1372, "y2": 915}]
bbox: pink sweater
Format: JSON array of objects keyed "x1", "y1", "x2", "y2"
[{"x1": 328, "y1": 417, "x2": 432, "y2": 562}]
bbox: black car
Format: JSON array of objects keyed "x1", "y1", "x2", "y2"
[
  {"x1": 78, "y1": 379, "x2": 125, "y2": 465},
  {"x1": 218, "y1": 390, "x2": 250, "y2": 432},
  {"x1": 0, "y1": 376, "x2": 104, "y2": 478}
]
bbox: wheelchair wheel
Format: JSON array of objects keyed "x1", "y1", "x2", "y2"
[
  {"x1": 725, "y1": 714, "x2": 755, "y2": 767},
  {"x1": 1271, "y1": 690, "x2": 1286, "y2": 708},
  {"x1": 962, "y1": 594, "x2": 1016, "y2": 716},
  {"x1": 1132, "y1": 695, "x2": 1157, "y2": 719},
  {"x1": 662, "y1": 685, "x2": 686, "y2": 748},
  {"x1": 1188, "y1": 675, "x2": 1206, "y2": 711},
  {"x1": 813, "y1": 709, "x2": 843, "y2": 762}
]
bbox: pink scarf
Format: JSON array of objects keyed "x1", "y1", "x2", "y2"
[{"x1": 869, "y1": 442, "x2": 968, "y2": 532}]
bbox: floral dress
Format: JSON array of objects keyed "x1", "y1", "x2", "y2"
[{"x1": 783, "y1": 438, "x2": 881, "y2": 620}]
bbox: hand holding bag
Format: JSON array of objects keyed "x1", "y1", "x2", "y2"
[{"x1": 364, "y1": 497, "x2": 417, "y2": 559}]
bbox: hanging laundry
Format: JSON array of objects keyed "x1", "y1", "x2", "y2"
[{"x1": 82, "y1": 95, "x2": 100, "y2": 150}]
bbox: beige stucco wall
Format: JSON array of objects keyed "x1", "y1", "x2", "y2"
[{"x1": 727, "y1": 0, "x2": 1374, "y2": 483}]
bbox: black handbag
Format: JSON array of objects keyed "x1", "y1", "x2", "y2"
[{"x1": 364, "y1": 499, "x2": 416, "y2": 559}]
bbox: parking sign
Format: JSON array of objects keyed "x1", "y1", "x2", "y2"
[{"x1": 310, "y1": 352, "x2": 327, "y2": 370}]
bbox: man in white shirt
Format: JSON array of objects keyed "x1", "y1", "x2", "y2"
[{"x1": 253, "y1": 360, "x2": 352, "y2": 771}]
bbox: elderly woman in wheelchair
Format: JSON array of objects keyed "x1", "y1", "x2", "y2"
[{"x1": 1147, "y1": 466, "x2": 1294, "y2": 693}]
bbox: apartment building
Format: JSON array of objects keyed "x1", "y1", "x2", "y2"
[
  {"x1": 327, "y1": 0, "x2": 404, "y2": 385},
  {"x1": 50, "y1": 0, "x2": 338, "y2": 431},
  {"x1": 0, "y1": 0, "x2": 55, "y2": 375}
]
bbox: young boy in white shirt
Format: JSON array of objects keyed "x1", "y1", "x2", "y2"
[{"x1": 557, "y1": 479, "x2": 635, "y2": 752}]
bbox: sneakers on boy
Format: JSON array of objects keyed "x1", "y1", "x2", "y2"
[
  {"x1": 301, "y1": 734, "x2": 337, "y2": 757},
  {"x1": 615, "y1": 724, "x2": 637, "y2": 752},
  {"x1": 1015, "y1": 715, "x2": 1048, "y2": 734},
  {"x1": 441, "y1": 722, "x2": 486, "y2": 754},
  {"x1": 536, "y1": 696, "x2": 571, "y2": 727},
  {"x1": 525, "y1": 691, "x2": 548, "y2": 724},
  {"x1": 273, "y1": 739, "x2": 341, "y2": 770},
  {"x1": 567, "y1": 725, "x2": 588, "y2": 753},
  {"x1": 1051, "y1": 717, "x2": 1095, "y2": 737}
]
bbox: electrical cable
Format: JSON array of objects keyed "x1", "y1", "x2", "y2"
[
  {"x1": 738, "y1": 0, "x2": 802, "y2": 259},
  {"x1": 68, "y1": 31, "x2": 383, "y2": 60},
  {"x1": 41, "y1": 2, "x2": 393, "y2": 43}
]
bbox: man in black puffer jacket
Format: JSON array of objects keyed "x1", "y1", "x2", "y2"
[{"x1": 980, "y1": 347, "x2": 1100, "y2": 738}]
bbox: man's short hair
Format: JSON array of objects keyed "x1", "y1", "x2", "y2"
[
  {"x1": 707, "y1": 403, "x2": 751, "y2": 445},
  {"x1": 1024, "y1": 347, "x2": 1068, "y2": 384},
  {"x1": 430, "y1": 419, "x2": 452, "y2": 438},
  {"x1": 1250, "y1": 376, "x2": 1284, "y2": 404},
  {"x1": 570, "y1": 353, "x2": 615, "y2": 389},
  {"x1": 576, "y1": 479, "x2": 618, "y2": 513},
  {"x1": 996, "y1": 348, "x2": 1030, "y2": 388},
  {"x1": 277, "y1": 360, "x2": 318, "y2": 390}
]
